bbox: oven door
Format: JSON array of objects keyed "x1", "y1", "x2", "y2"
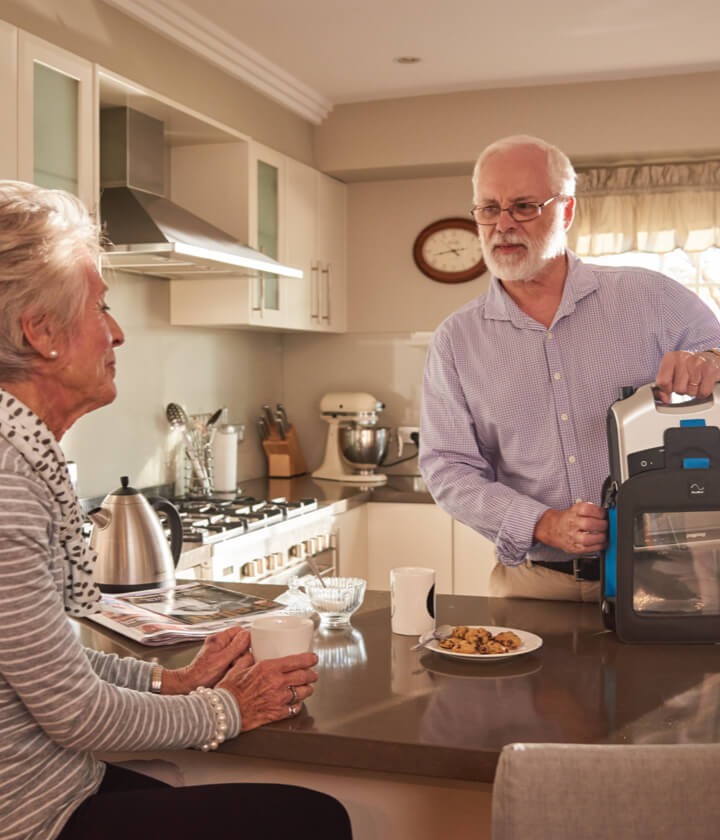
[{"x1": 203, "y1": 516, "x2": 337, "y2": 585}]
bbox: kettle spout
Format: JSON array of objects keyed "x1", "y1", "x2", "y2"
[{"x1": 87, "y1": 507, "x2": 112, "y2": 529}]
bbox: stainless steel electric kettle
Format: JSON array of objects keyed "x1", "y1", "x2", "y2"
[{"x1": 88, "y1": 476, "x2": 183, "y2": 592}]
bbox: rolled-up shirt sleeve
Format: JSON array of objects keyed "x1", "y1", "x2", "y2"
[{"x1": 419, "y1": 326, "x2": 548, "y2": 565}]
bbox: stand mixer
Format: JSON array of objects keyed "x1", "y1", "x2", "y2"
[{"x1": 313, "y1": 392, "x2": 391, "y2": 484}]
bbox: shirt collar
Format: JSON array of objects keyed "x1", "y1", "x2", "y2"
[{"x1": 484, "y1": 251, "x2": 600, "y2": 327}]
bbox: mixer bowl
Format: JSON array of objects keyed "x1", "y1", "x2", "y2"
[{"x1": 339, "y1": 425, "x2": 390, "y2": 472}]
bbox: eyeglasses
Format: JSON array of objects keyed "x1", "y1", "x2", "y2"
[{"x1": 470, "y1": 194, "x2": 564, "y2": 226}]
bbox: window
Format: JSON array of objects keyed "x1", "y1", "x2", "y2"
[{"x1": 586, "y1": 247, "x2": 720, "y2": 320}]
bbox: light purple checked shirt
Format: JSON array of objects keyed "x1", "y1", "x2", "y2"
[{"x1": 419, "y1": 251, "x2": 720, "y2": 568}]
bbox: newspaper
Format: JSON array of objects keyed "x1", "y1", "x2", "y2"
[{"x1": 87, "y1": 582, "x2": 284, "y2": 646}]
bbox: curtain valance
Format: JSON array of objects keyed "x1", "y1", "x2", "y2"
[{"x1": 568, "y1": 160, "x2": 720, "y2": 256}]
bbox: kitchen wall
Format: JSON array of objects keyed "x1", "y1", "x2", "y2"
[
  {"x1": 283, "y1": 173, "x2": 491, "y2": 475},
  {"x1": 61, "y1": 270, "x2": 285, "y2": 498},
  {"x1": 315, "y1": 70, "x2": 720, "y2": 180}
]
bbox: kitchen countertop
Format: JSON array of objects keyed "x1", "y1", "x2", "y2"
[
  {"x1": 79, "y1": 474, "x2": 433, "y2": 518},
  {"x1": 75, "y1": 587, "x2": 720, "y2": 784},
  {"x1": 232, "y1": 473, "x2": 434, "y2": 513}
]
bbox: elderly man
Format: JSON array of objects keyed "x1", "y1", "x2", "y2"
[{"x1": 419, "y1": 135, "x2": 720, "y2": 601}]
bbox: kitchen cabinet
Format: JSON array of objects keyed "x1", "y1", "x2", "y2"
[
  {"x1": 246, "y1": 141, "x2": 287, "y2": 328},
  {"x1": 0, "y1": 21, "x2": 17, "y2": 179},
  {"x1": 333, "y1": 503, "x2": 368, "y2": 579},
  {"x1": 453, "y1": 520, "x2": 497, "y2": 596},
  {"x1": 366, "y1": 502, "x2": 453, "y2": 593},
  {"x1": 169, "y1": 140, "x2": 279, "y2": 330},
  {"x1": 168, "y1": 140, "x2": 323, "y2": 331},
  {"x1": 17, "y1": 31, "x2": 96, "y2": 210},
  {"x1": 358, "y1": 500, "x2": 495, "y2": 596},
  {"x1": 286, "y1": 157, "x2": 347, "y2": 332}
]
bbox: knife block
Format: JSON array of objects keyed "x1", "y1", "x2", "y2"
[{"x1": 262, "y1": 425, "x2": 307, "y2": 477}]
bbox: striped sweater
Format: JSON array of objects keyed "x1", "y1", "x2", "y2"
[{"x1": 0, "y1": 438, "x2": 241, "y2": 840}]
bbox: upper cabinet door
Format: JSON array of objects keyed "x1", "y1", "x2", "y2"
[
  {"x1": 285, "y1": 157, "x2": 317, "y2": 331},
  {"x1": 317, "y1": 173, "x2": 347, "y2": 333},
  {"x1": 17, "y1": 32, "x2": 96, "y2": 211},
  {"x1": 248, "y1": 142, "x2": 287, "y2": 328},
  {"x1": 0, "y1": 21, "x2": 18, "y2": 180}
]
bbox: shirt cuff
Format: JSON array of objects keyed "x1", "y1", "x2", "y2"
[{"x1": 495, "y1": 498, "x2": 549, "y2": 566}]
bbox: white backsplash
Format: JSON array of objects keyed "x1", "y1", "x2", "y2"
[
  {"x1": 61, "y1": 269, "x2": 285, "y2": 498},
  {"x1": 281, "y1": 331, "x2": 430, "y2": 476}
]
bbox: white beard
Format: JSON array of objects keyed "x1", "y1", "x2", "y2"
[{"x1": 481, "y1": 220, "x2": 567, "y2": 283}]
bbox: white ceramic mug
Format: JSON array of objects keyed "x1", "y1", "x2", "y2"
[
  {"x1": 390, "y1": 566, "x2": 436, "y2": 636},
  {"x1": 251, "y1": 614, "x2": 314, "y2": 662}
]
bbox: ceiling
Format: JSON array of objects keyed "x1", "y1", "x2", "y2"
[{"x1": 104, "y1": 0, "x2": 720, "y2": 124}]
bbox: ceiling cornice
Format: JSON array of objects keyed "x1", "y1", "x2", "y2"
[{"x1": 101, "y1": 0, "x2": 333, "y2": 124}]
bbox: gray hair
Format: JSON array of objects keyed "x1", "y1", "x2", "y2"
[
  {"x1": 0, "y1": 180, "x2": 101, "y2": 382},
  {"x1": 472, "y1": 134, "x2": 577, "y2": 199}
]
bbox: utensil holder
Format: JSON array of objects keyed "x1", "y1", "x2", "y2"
[
  {"x1": 262, "y1": 425, "x2": 307, "y2": 477},
  {"x1": 186, "y1": 411, "x2": 215, "y2": 496},
  {"x1": 185, "y1": 445, "x2": 213, "y2": 496}
]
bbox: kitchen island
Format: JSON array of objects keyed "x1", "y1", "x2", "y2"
[{"x1": 78, "y1": 587, "x2": 720, "y2": 839}]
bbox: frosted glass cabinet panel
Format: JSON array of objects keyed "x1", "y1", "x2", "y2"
[
  {"x1": 257, "y1": 159, "x2": 280, "y2": 312},
  {"x1": 17, "y1": 33, "x2": 96, "y2": 210},
  {"x1": 0, "y1": 21, "x2": 18, "y2": 180},
  {"x1": 247, "y1": 142, "x2": 287, "y2": 328},
  {"x1": 33, "y1": 63, "x2": 79, "y2": 194}
]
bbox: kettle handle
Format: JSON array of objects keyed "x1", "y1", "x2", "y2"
[{"x1": 148, "y1": 496, "x2": 183, "y2": 567}]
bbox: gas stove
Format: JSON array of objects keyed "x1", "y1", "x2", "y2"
[{"x1": 172, "y1": 494, "x2": 319, "y2": 546}]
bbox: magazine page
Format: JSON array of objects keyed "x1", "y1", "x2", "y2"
[{"x1": 87, "y1": 583, "x2": 284, "y2": 646}]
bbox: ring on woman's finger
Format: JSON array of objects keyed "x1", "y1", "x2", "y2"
[
  {"x1": 689, "y1": 381, "x2": 700, "y2": 387},
  {"x1": 288, "y1": 685, "x2": 299, "y2": 704},
  {"x1": 288, "y1": 704, "x2": 299, "y2": 717}
]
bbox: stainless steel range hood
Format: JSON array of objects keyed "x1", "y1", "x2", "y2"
[{"x1": 100, "y1": 107, "x2": 302, "y2": 280}]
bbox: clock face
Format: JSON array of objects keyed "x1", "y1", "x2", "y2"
[{"x1": 413, "y1": 218, "x2": 486, "y2": 283}]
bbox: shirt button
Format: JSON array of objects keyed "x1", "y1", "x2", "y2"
[
  {"x1": 568, "y1": 456, "x2": 576, "y2": 464},
  {"x1": 561, "y1": 413, "x2": 568, "y2": 421},
  {"x1": 575, "y1": 498, "x2": 582, "y2": 504},
  {"x1": 547, "y1": 332, "x2": 553, "y2": 339},
  {"x1": 553, "y1": 372, "x2": 561, "y2": 380}
]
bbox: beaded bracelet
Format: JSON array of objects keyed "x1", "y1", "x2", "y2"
[{"x1": 191, "y1": 686, "x2": 229, "y2": 751}]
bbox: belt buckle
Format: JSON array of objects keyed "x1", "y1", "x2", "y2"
[
  {"x1": 572, "y1": 555, "x2": 598, "y2": 582},
  {"x1": 572, "y1": 557, "x2": 582, "y2": 581}
]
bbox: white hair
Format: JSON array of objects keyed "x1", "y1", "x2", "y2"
[
  {"x1": 0, "y1": 180, "x2": 101, "y2": 382},
  {"x1": 472, "y1": 134, "x2": 577, "y2": 199}
]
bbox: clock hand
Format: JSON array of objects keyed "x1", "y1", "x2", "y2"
[{"x1": 434, "y1": 247, "x2": 466, "y2": 256}]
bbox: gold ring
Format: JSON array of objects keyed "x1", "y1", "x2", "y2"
[
  {"x1": 288, "y1": 685, "x2": 299, "y2": 704},
  {"x1": 689, "y1": 381, "x2": 700, "y2": 387}
]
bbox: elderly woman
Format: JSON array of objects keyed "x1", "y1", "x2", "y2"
[{"x1": 0, "y1": 181, "x2": 352, "y2": 840}]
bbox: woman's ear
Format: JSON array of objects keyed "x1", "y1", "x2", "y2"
[{"x1": 21, "y1": 311, "x2": 59, "y2": 360}]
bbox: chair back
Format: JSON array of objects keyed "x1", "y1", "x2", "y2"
[{"x1": 492, "y1": 742, "x2": 720, "y2": 840}]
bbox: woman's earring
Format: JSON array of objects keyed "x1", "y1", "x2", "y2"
[{"x1": 49, "y1": 350, "x2": 58, "y2": 358}]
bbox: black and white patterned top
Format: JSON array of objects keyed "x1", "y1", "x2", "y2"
[{"x1": 0, "y1": 390, "x2": 241, "y2": 839}]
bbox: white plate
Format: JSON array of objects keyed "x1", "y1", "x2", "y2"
[{"x1": 425, "y1": 625, "x2": 543, "y2": 662}]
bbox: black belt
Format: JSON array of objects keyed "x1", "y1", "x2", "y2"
[{"x1": 533, "y1": 555, "x2": 600, "y2": 582}]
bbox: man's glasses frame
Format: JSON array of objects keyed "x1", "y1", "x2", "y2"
[{"x1": 470, "y1": 194, "x2": 565, "y2": 226}]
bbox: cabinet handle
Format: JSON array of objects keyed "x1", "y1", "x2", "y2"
[
  {"x1": 310, "y1": 263, "x2": 320, "y2": 320},
  {"x1": 252, "y1": 273, "x2": 265, "y2": 314},
  {"x1": 321, "y1": 265, "x2": 330, "y2": 322}
]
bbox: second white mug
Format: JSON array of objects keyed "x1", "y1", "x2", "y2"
[
  {"x1": 251, "y1": 614, "x2": 314, "y2": 662},
  {"x1": 390, "y1": 566, "x2": 436, "y2": 636}
]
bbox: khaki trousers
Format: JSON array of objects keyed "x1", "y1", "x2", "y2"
[{"x1": 489, "y1": 562, "x2": 600, "y2": 603}]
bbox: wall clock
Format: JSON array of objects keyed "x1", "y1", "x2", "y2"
[{"x1": 412, "y1": 217, "x2": 486, "y2": 283}]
